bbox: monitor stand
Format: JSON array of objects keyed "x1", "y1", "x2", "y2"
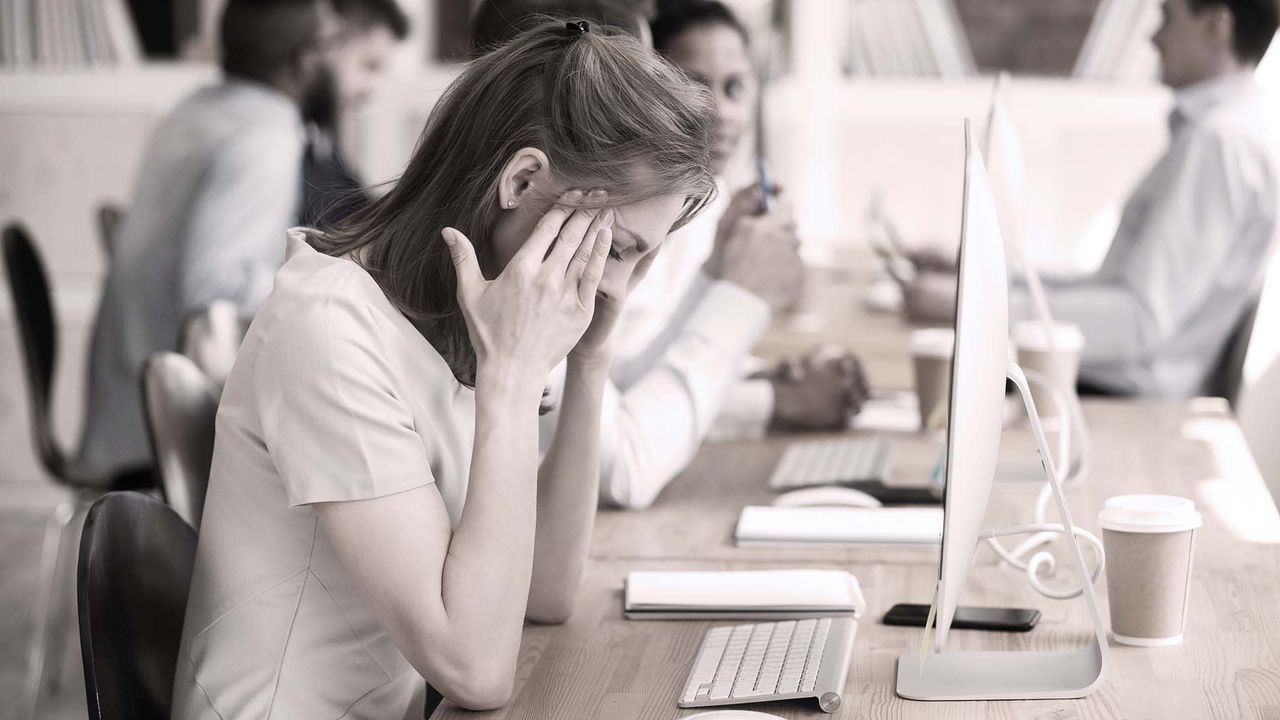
[{"x1": 895, "y1": 359, "x2": 1108, "y2": 701}]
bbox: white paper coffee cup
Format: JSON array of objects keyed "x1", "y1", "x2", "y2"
[
  {"x1": 1098, "y1": 495, "x2": 1202, "y2": 646},
  {"x1": 1013, "y1": 321, "x2": 1084, "y2": 421},
  {"x1": 909, "y1": 329, "x2": 954, "y2": 431}
]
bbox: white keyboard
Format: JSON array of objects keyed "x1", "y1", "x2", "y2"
[
  {"x1": 678, "y1": 617, "x2": 857, "y2": 714},
  {"x1": 768, "y1": 437, "x2": 893, "y2": 490}
]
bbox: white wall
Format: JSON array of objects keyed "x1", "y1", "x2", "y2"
[{"x1": 0, "y1": 66, "x2": 1170, "y2": 486}]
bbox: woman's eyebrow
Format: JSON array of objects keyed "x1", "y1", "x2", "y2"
[{"x1": 613, "y1": 224, "x2": 652, "y2": 253}]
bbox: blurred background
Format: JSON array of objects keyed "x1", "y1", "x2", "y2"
[
  {"x1": 1, "y1": 0, "x2": 1278, "y2": 715},
  {"x1": 0, "y1": 0, "x2": 1190, "y2": 490}
]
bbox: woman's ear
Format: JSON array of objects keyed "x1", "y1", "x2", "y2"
[{"x1": 497, "y1": 147, "x2": 552, "y2": 211}]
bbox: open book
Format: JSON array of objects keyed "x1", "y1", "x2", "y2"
[{"x1": 624, "y1": 569, "x2": 866, "y2": 621}]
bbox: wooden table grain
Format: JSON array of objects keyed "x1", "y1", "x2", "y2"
[
  {"x1": 434, "y1": 402, "x2": 1280, "y2": 719},
  {"x1": 432, "y1": 251, "x2": 1280, "y2": 719}
]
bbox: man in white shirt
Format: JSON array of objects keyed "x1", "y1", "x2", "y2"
[
  {"x1": 79, "y1": 0, "x2": 344, "y2": 477},
  {"x1": 1013, "y1": 0, "x2": 1280, "y2": 397},
  {"x1": 910, "y1": 0, "x2": 1280, "y2": 398}
]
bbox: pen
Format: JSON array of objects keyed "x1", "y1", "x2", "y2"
[{"x1": 757, "y1": 156, "x2": 774, "y2": 213}]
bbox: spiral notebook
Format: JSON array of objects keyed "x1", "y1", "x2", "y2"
[{"x1": 624, "y1": 569, "x2": 866, "y2": 621}]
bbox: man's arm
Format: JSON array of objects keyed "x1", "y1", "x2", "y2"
[
  {"x1": 1014, "y1": 127, "x2": 1255, "y2": 366},
  {"x1": 179, "y1": 123, "x2": 302, "y2": 315}
]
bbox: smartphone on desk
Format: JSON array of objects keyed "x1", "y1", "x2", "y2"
[
  {"x1": 846, "y1": 480, "x2": 941, "y2": 506},
  {"x1": 882, "y1": 603, "x2": 1040, "y2": 632}
]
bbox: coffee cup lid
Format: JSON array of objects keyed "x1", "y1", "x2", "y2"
[
  {"x1": 909, "y1": 328, "x2": 955, "y2": 358},
  {"x1": 1013, "y1": 321, "x2": 1084, "y2": 352},
  {"x1": 1097, "y1": 494, "x2": 1202, "y2": 533}
]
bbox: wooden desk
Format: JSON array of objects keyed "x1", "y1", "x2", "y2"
[
  {"x1": 754, "y1": 248, "x2": 943, "y2": 390},
  {"x1": 433, "y1": 251, "x2": 1280, "y2": 718},
  {"x1": 433, "y1": 400, "x2": 1280, "y2": 719}
]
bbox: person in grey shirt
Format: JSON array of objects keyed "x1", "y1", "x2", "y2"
[
  {"x1": 906, "y1": 0, "x2": 1280, "y2": 398},
  {"x1": 79, "y1": 0, "x2": 343, "y2": 476},
  {"x1": 1008, "y1": 0, "x2": 1280, "y2": 398}
]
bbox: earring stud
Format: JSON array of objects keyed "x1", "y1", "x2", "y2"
[{"x1": 507, "y1": 199, "x2": 515, "y2": 208}]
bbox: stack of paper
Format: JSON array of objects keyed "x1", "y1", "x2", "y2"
[
  {"x1": 735, "y1": 506, "x2": 943, "y2": 546},
  {"x1": 850, "y1": 390, "x2": 921, "y2": 433},
  {"x1": 624, "y1": 569, "x2": 866, "y2": 621}
]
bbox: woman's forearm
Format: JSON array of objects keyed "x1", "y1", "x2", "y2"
[
  {"x1": 439, "y1": 365, "x2": 544, "y2": 670},
  {"x1": 527, "y1": 353, "x2": 610, "y2": 622}
]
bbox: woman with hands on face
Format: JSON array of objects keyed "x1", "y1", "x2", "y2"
[
  {"x1": 532, "y1": 0, "x2": 866, "y2": 512},
  {"x1": 171, "y1": 21, "x2": 716, "y2": 719}
]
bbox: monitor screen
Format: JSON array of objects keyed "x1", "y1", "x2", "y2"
[{"x1": 934, "y1": 120, "x2": 1011, "y2": 653}]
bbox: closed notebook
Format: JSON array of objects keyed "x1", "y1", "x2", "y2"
[
  {"x1": 735, "y1": 506, "x2": 943, "y2": 546},
  {"x1": 624, "y1": 569, "x2": 865, "y2": 621}
]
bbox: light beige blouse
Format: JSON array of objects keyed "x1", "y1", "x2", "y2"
[{"x1": 171, "y1": 230, "x2": 474, "y2": 719}]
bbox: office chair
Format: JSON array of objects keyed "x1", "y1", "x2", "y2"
[
  {"x1": 2, "y1": 223, "x2": 152, "y2": 720},
  {"x1": 1209, "y1": 295, "x2": 1260, "y2": 408},
  {"x1": 96, "y1": 204, "x2": 124, "y2": 261},
  {"x1": 178, "y1": 300, "x2": 248, "y2": 389},
  {"x1": 77, "y1": 491, "x2": 197, "y2": 720},
  {"x1": 142, "y1": 353, "x2": 219, "y2": 529}
]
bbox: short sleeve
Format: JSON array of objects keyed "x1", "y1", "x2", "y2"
[{"x1": 254, "y1": 286, "x2": 435, "y2": 506}]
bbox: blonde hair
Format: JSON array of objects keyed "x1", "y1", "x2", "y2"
[{"x1": 309, "y1": 20, "x2": 717, "y2": 386}]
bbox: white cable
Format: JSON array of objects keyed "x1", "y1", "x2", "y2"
[
  {"x1": 981, "y1": 523, "x2": 1105, "y2": 600},
  {"x1": 984, "y1": 367, "x2": 1098, "y2": 597},
  {"x1": 985, "y1": 368, "x2": 1068, "y2": 573}
]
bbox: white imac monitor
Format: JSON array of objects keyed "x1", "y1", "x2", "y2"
[
  {"x1": 895, "y1": 122, "x2": 1107, "y2": 701},
  {"x1": 934, "y1": 122, "x2": 1010, "y2": 654}
]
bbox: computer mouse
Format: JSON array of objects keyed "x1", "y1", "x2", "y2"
[{"x1": 772, "y1": 486, "x2": 884, "y2": 509}]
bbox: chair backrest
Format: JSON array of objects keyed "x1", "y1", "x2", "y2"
[
  {"x1": 1209, "y1": 294, "x2": 1261, "y2": 407},
  {"x1": 78, "y1": 491, "x2": 197, "y2": 720},
  {"x1": 97, "y1": 204, "x2": 124, "y2": 261},
  {"x1": 178, "y1": 300, "x2": 248, "y2": 389},
  {"x1": 142, "y1": 353, "x2": 219, "y2": 529},
  {"x1": 2, "y1": 223, "x2": 67, "y2": 478},
  {"x1": 1238, "y1": 357, "x2": 1280, "y2": 505}
]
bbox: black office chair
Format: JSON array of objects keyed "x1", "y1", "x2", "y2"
[
  {"x1": 2, "y1": 223, "x2": 152, "y2": 719},
  {"x1": 142, "y1": 353, "x2": 220, "y2": 529},
  {"x1": 96, "y1": 204, "x2": 124, "y2": 261},
  {"x1": 77, "y1": 491, "x2": 197, "y2": 720},
  {"x1": 1209, "y1": 294, "x2": 1260, "y2": 408}
]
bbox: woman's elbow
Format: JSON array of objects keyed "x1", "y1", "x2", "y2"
[
  {"x1": 526, "y1": 596, "x2": 576, "y2": 625},
  {"x1": 438, "y1": 668, "x2": 515, "y2": 711},
  {"x1": 422, "y1": 648, "x2": 517, "y2": 711},
  {"x1": 450, "y1": 681, "x2": 514, "y2": 711},
  {"x1": 601, "y1": 471, "x2": 659, "y2": 511}
]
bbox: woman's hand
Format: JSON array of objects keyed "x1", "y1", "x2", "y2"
[
  {"x1": 768, "y1": 347, "x2": 870, "y2": 430},
  {"x1": 704, "y1": 184, "x2": 804, "y2": 314},
  {"x1": 443, "y1": 191, "x2": 615, "y2": 383},
  {"x1": 569, "y1": 249, "x2": 658, "y2": 365}
]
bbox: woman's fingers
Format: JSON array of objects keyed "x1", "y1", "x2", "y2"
[
  {"x1": 514, "y1": 191, "x2": 582, "y2": 265},
  {"x1": 550, "y1": 192, "x2": 607, "y2": 269},
  {"x1": 576, "y1": 227, "x2": 611, "y2": 307},
  {"x1": 565, "y1": 207, "x2": 614, "y2": 280},
  {"x1": 441, "y1": 227, "x2": 484, "y2": 303}
]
